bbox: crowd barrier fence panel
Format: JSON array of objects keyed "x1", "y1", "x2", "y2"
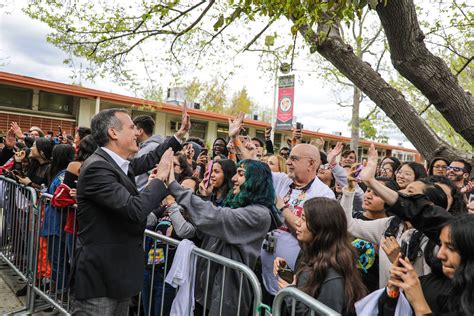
[
  {"x1": 139, "y1": 229, "x2": 268, "y2": 316},
  {"x1": 0, "y1": 175, "x2": 37, "y2": 313},
  {"x1": 1, "y1": 181, "x2": 338, "y2": 316},
  {"x1": 272, "y1": 286, "x2": 339, "y2": 316},
  {"x1": 29, "y1": 192, "x2": 75, "y2": 315}
]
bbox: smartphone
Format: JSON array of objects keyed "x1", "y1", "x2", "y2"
[
  {"x1": 296, "y1": 122, "x2": 303, "y2": 130},
  {"x1": 278, "y1": 264, "x2": 294, "y2": 283},
  {"x1": 400, "y1": 240, "x2": 409, "y2": 260},
  {"x1": 469, "y1": 194, "x2": 474, "y2": 204},
  {"x1": 200, "y1": 148, "x2": 208, "y2": 157},
  {"x1": 204, "y1": 160, "x2": 214, "y2": 189},
  {"x1": 354, "y1": 165, "x2": 364, "y2": 181},
  {"x1": 48, "y1": 131, "x2": 54, "y2": 137},
  {"x1": 58, "y1": 126, "x2": 63, "y2": 136}
]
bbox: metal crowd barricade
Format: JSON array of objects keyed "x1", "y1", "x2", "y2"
[
  {"x1": 28, "y1": 192, "x2": 77, "y2": 315},
  {"x1": 272, "y1": 287, "x2": 339, "y2": 316},
  {"x1": 139, "y1": 229, "x2": 269, "y2": 316},
  {"x1": 0, "y1": 175, "x2": 37, "y2": 313}
]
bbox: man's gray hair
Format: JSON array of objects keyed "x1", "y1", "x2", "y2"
[{"x1": 91, "y1": 108, "x2": 128, "y2": 147}]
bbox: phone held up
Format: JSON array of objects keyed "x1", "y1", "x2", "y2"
[
  {"x1": 278, "y1": 263, "x2": 294, "y2": 284},
  {"x1": 400, "y1": 240, "x2": 409, "y2": 260}
]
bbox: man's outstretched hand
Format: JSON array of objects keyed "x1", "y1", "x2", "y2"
[{"x1": 175, "y1": 105, "x2": 191, "y2": 140}]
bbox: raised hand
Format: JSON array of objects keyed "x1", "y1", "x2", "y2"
[
  {"x1": 327, "y1": 142, "x2": 343, "y2": 165},
  {"x1": 382, "y1": 236, "x2": 401, "y2": 263},
  {"x1": 5, "y1": 129, "x2": 17, "y2": 149},
  {"x1": 360, "y1": 143, "x2": 378, "y2": 185},
  {"x1": 10, "y1": 122, "x2": 24, "y2": 139},
  {"x1": 175, "y1": 105, "x2": 191, "y2": 140},
  {"x1": 153, "y1": 148, "x2": 174, "y2": 183},
  {"x1": 345, "y1": 163, "x2": 359, "y2": 192},
  {"x1": 388, "y1": 257, "x2": 431, "y2": 314},
  {"x1": 228, "y1": 112, "x2": 245, "y2": 139}
]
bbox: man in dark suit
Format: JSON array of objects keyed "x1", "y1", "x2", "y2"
[{"x1": 72, "y1": 107, "x2": 190, "y2": 315}]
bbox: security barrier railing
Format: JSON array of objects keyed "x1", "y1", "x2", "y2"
[
  {"x1": 0, "y1": 175, "x2": 37, "y2": 314},
  {"x1": 272, "y1": 286, "x2": 340, "y2": 316},
  {"x1": 0, "y1": 175, "x2": 336, "y2": 316}
]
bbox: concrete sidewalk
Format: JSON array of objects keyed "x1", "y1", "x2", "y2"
[{"x1": 0, "y1": 261, "x2": 25, "y2": 315}]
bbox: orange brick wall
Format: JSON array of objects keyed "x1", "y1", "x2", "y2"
[{"x1": 0, "y1": 112, "x2": 76, "y2": 136}]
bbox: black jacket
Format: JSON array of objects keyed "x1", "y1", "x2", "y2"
[{"x1": 72, "y1": 137, "x2": 181, "y2": 300}]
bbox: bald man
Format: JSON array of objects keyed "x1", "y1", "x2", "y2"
[{"x1": 260, "y1": 144, "x2": 335, "y2": 297}]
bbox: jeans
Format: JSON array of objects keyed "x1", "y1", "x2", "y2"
[{"x1": 142, "y1": 268, "x2": 175, "y2": 316}]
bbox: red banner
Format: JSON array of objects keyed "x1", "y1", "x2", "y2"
[{"x1": 275, "y1": 75, "x2": 295, "y2": 130}]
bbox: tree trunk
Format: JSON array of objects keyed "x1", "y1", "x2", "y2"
[
  {"x1": 297, "y1": 23, "x2": 469, "y2": 163},
  {"x1": 350, "y1": 86, "x2": 361, "y2": 152},
  {"x1": 376, "y1": 0, "x2": 474, "y2": 146}
]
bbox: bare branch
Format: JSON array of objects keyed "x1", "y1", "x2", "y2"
[
  {"x1": 243, "y1": 20, "x2": 274, "y2": 51},
  {"x1": 170, "y1": 0, "x2": 215, "y2": 62},
  {"x1": 361, "y1": 25, "x2": 383, "y2": 54},
  {"x1": 455, "y1": 56, "x2": 474, "y2": 76}
]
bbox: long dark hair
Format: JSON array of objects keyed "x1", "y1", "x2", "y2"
[
  {"x1": 428, "y1": 157, "x2": 450, "y2": 176},
  {"x1": 224, "y1": 160, "x2": 274, "y2": 210},
  {"x1": 386, "y1": 181, "x2": 447, "y2": 263},
  {"x1": 297, "y1": 197, "x2": 367, "y2": 315},
  {"x1": 213, "y1": 159, "x2": 236, "y2": 199},
  {"x1": 395, "y1": 162, "x2": 427, "y2": 180},
  {"x1": 425, "y1": 175, "x2": 467, "y2": 215},
  {"x1": 76, "y1": 135, "x2": 98, "y2": 162},
  {"x1": 50, "y1": 144, "x2": 75, "y2": 180},
  {"x1": 448, "y1": 214, "x2": 474, "y2": 315},
  {"x1": 174, "y1": 153, "x2": 193, "y2": 182},
  {"x1": 27, "y1": 137, "x2": 54, "y2": 182}
]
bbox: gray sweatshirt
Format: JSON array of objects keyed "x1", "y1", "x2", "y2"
[
  {"x1": 135, "y1": 134, "x2": 163, "y2": 191},
  {"x1": 169, "y1": 181, "x2": 271, "y2": 316}
]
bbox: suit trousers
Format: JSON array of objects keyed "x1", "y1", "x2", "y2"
[{"x1": 72, "y1": 296, "x2": 130, "y2": 316}]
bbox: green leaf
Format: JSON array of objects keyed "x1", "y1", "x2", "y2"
[
  {"x1": 368, "y1": 0, "x2": 379, "y2": 9},
  {"x1": 213, "y1": 14, "x2": 224, "y2": 31}
]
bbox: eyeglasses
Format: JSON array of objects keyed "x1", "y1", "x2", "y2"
[
  {"x1": 396, "y1": 170, "x2": 414, "y2": 178},
  {"x1": 381, "y1": 168, "x2": 393, "y2": 174},
  {"x1": 433, "y1": 165, "x2": 447, "y2": 170},
  {"x1": 447, "y1": 166, "x2": 466, "y2": 173},
  {"x1": 319, "y1": 164, "x2": 331, "y2": 171},
  {"x1": 288, "y1": 155, "x2": 314, "y2": 162}
]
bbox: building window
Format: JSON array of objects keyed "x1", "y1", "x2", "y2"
[
  {"x1": 189, "y1": 120, "x2": 207, "y2": 140},
  {"x1": 217, "y1": 124, "x2": 229, "y2": 141},
  {"x1": 0, "y1": 84, "x2": 33, "y2": 109},
  {"x1": 255, "y1": 129, "x2": 265, "y2": 142},
  {"x1": 39, "y1": 91, "x2": 73, "y2": 114}
]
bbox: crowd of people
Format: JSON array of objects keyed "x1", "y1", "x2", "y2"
[{"x1": 0, "y1": 107, "x2": 473, "y2": 315}]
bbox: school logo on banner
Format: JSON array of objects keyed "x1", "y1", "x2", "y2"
[{"x1": 276, "y1": 75, "x2": 295, "y2": 130}]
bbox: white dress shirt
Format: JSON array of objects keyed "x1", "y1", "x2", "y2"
[{"x1": 101, "y1": 147, "x2": 130, "y2": 175}]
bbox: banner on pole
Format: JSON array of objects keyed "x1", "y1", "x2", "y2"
[{"x1": 275, "y1": 75, "x2": 295, "y2": 130}]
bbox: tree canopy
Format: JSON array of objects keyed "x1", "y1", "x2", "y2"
[{"x1": 24, "y1": 0, "x2": 473, "y2": 163}]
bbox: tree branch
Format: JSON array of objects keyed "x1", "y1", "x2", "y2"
[
  {"x1": 243, "y1": 20, "x2": 274, "y2": 51},
  {"x1": 375, "y1": 0, "x2": 474, "y2": 145},
  {"x1": 170, "y1": 0, "x2": 215, "y2": 63}
]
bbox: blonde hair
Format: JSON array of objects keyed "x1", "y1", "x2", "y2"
[{"x1": 272, "y1": 154, "x2": 288, "y2": 173}]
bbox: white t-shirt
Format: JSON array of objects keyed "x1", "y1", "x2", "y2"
[{"x1": 261, "y1": 172, "x2": 335, "y2": 295}]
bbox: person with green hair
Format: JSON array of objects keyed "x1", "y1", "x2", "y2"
[{"x1": 153, "y1": 148, "x2": 275, "y2": 316}]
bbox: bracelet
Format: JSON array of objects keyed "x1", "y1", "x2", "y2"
[
  {"x1": 386, "y1": 287, "x2": 399, "y2": 299},
  {"x1": 233, "y1": 138, "x2": 242, "y2": 146}
]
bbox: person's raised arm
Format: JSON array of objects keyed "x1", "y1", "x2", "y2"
[
  {"x1": 228, "y1": 112, "x2": 257, "y2": 160},
  {"x1": 130, "y1": 105, "x2": 189, "y2": 175},
  {"x1": 360, "y1": 143, "x2": 398, "y2": 206}
]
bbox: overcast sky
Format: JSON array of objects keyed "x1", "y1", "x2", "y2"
[{"x1": 0, "y1": 1, "x2": 412, "y2": 147}]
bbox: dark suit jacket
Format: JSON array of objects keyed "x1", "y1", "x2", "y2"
[{"x1": 72, "y1": 136, "x2": 181, "y2": 300}]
